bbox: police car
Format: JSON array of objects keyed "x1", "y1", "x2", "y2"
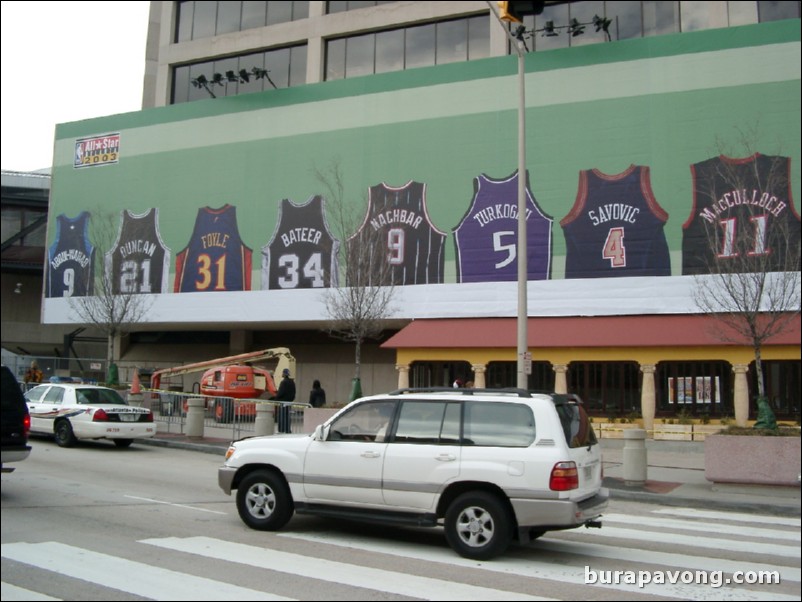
[{"x1": 24, "y1": 383, "x2": 156, "y2": 448}]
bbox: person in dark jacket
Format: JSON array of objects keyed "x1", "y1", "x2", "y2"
[
  {"x1": 308, "y1": 379, "x2": 327, "y2": 408},
  {"x1": 274, "y1": 368, "x2": 296, "y2": 433}
]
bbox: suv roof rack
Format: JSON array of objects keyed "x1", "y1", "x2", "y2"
[{"x1": 388, "y1": 387, "x2": 533, "y2": 398}]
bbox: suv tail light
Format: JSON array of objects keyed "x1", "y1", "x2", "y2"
[
  {"x1": 550, "y1": 461, "x2": 579, "y2": 491},
  {"x1": 23, "y1": 412, "x2": 31, "y2": 436},
  {"x1": 92, "y1": 408, "x2": 109, "y2": 422}
]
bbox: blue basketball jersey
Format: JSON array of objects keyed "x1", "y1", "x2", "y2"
[
  {"x1": 46, "y1": 212, "x2": 95, "y2": 297},
  {"x1": 174, "y1": 205, "x2": 252, "y2": 292},
  {"x1": 561, "y1": 165, "x2": 671, "y2": 279},
  {"x1": 454, "y1": 171, "x2": 553, "y2": 283}
]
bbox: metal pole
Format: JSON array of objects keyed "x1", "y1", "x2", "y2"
[
  {"x1": 515, "y1": 41, "x2": 528, "y2": 390},
  {"x1": 486, "y1": 3, "x2": 529, "y2": 389}
]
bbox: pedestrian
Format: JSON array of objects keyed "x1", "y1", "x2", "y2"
[
  {"x1": 309, "y1": 379, "x2": 326, "y2": 408},
  {"x1": 24, "y1": 360, "x2": 43, "y2": 386},
  {"x1": 273, "y1": 368, "x2": 296, "y2": 433},
  {"x1": 452, "y1": 378, "x2": 463, "y2": 388}
]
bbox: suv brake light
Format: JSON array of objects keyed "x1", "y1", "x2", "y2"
[
  {"x1": 23, "y1": 413, "x2": 31, "y2": 436},
  {"x1": 550, "y1": 461, "x2": 579, "y2": 491}
]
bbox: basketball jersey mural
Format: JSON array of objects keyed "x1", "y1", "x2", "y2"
[
  {"x1": 454, "y1": 171, "x2": 553, "y2": 283},
  {"x1": 682, "y1": 154, "x2": 800, "y2": 275},
  {"x1": 349, "y1": 181, "x2": 446, "y2": 286},
  {"x1": 106, "y1": 208, "x2": 171, "y2": 294},
  {"x1": 561, "y1": 165, "x2": 671, "y2": 279},
  {"x1": 46, "y1": 212, "x2": 95, "y2": 298},
  {"x1": 174, "y1": 204, "x2": 253, "y2": 292},
  {"x1": 262, "y1": 196, "x2": 340, "y2": 290}
]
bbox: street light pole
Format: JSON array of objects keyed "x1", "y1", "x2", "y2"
[{"x1": 488, "y1": 3, "x2": 529, "y2": 389}]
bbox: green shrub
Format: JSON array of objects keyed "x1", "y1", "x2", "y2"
[{"x1": 720, "y1": 426, "x2": 800, "y2": 437}]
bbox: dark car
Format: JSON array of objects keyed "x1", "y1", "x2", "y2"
[{"x1": 1, "y1": 365, "x2": 31, "y2": 472}]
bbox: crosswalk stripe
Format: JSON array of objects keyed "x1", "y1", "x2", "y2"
[
  {"x1": 581, "y1": 525, "x2": 798, "y2": 558},
  {"x1": 1, "y1": 582, "x2": 61, "y2": 601},
  {"x1": 651, "y1": 507, "x2": 802, "y2": 527},
  {"x1": 1, "y1": 542, "x2": 293, "y2": 601},
  {"x1": 277, "y1": 531, "x2": 797, "y2": 601},
  {"x1": 602, "y1": 513, "x2": 801, "y2": 542},
  {"x1": 140, "y1": 536, "x2": 553, "y2": 601},
  {"x1": 533, "y1": 539, "x2": 801, "y2": 583}
]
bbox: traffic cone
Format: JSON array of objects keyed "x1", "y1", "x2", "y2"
[{"x1": 131, "y1": 368, "x2": 142, "y2": 394}]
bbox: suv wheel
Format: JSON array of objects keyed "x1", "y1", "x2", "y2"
[
  {"x1": 236, "y1": 470, "x2": 294, "y2": 530},
  {"x1": 444, "y1": 491, "x2": 513, "y2": 560},
  {"x1": 54, "y1": 420, "x2": 77, "y2": 448}
]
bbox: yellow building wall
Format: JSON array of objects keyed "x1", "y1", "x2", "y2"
[{"x1": 395, "y1": 345, "x2": 799, "y2": 367}]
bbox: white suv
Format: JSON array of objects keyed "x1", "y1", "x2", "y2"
[{"x1": 219, "y1": 388, "x2": 608, "y2": 559}]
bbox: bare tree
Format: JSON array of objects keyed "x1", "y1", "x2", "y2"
[
  {"x1": 314, "y1": 159, "x2": 396, "y2": 395},
  {"x1": 690, "y1": 142, "x2": 801, "y2": 406},
  {"x1": 69, "y1": 210, "x2": 154, "y2": 383}
]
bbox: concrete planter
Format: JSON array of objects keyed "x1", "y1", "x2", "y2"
[
  {"x1": 704, "y1": 434, "x2": 801, "y2": 486},
  {"x1": 595, "y1": 422, "x2": 640, "y2": 439},
  {"x1": 302, "y1": 408, "x2": 339, "y2": 433},
  {"x1": 653, "y1": 424, "x2": 693, "y2": 441},
  {"x1": 692, "y1": 425, "x2": 722, "y2": 441}
]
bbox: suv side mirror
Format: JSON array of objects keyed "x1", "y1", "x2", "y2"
[{"x1": 314, "y1": 424, "x2": 328, "y2": 441}]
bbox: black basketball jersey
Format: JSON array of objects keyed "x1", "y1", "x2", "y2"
[
  {"x1": 174, "y1": 205, "x2": 252, "y2": 292},
  {"x1": 106, "y1": 208, "x2": 171, "y2": 294},
  {"x1": 561, "y1": 165, "x2": 671, "y2": 279},
  {"x1": 46, "y1": 212, "x2": 95, "y2": 298},
  {"x1": 262, "y1": 196, "x2": 340, "y2": 289},
  {"x1": 348, "y1": 181, "x2": 446, "y2": 286},
  {"x1": 682, "y1": 154, "x2": 801, "y2": 275}
]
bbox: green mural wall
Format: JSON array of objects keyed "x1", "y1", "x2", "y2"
[{"x1": 50, "y1": 20, "x2": 800, "y2": 292}]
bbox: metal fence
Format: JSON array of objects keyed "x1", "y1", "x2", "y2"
[{"x1": 143, "y1": 389, "x2": 310, "y2": 439}]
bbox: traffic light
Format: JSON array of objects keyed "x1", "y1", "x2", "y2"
[{"x1": 497, "y1": 1, "x2": 546, "y2": 24}]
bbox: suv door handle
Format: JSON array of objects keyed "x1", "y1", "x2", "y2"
[
  {"x1": 361, "y1": 451, "x2": 381, "y2": 458},
  {"x1": 436, "y1": 454, "x2": 456, "y2": 462}
]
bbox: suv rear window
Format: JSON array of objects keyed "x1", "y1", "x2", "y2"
[
  {"x1": 463, "y1": 401, "x2": 535, "y2": 447},
  {"x1": 553, "y1": 395, "x2": 597, "y2": 448}
]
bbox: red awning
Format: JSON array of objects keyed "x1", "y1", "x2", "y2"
[{"x1": 382, "y1": 315, "x2": 801, "y2": 349}]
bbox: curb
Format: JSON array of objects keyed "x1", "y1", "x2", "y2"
[
  {"x1": 140, "y1": 437, "x2": 228, "y2": 456},
  {"x1": 607, "y1": 487, "x2": 802, "y2": 517}
]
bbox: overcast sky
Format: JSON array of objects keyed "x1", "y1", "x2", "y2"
[{"x1": 0, "y1": 1, "x2": 151, "y2": 172}]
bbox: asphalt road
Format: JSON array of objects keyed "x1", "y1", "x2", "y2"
[{"x1": 2, "y1": 435, "x2": 800, "y2": 601}]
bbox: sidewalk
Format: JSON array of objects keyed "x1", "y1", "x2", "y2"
[
  {"x1": 599, "y1": 438, "x2": 800, "y2": 517},
  {"x1": 141, "y1": 431, "x2": 801, "y2": 518}
]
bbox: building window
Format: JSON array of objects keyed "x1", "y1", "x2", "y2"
[
  {"x1": 175, "y1": 1, "x2": 310, "y2": 42},
  {"x1": 1, "y1": 207, "x2": 46, "y2": 248},
  {"x1": 409, "y1": 361, "x2": 472, "y2": 388},
  {"x1": 328, "y1": 1, "x2": 397, "y2": 14},
  {"x1": 325, "y1": 15, "x2": 489, "y2": 81},
  {"x1": 519, "y1": 1, "x2": 799, "y2": 52},
  {"x1": 485, "y1": 361, "x2": 554, "y2": 391},
  {"x1": 656, "y1": 361, "x2": 733, "y2": 417},
  {"x1": 567, "y1": 361, "x2": 640, "y2": 417},
  {"x1": 758, "y1": 0, "x2": 801, "y2": 21},
  {"x1": 172, "y1": 45, "x2": 307, "y2": 103},
  {"x1": 749, "y1": 360, "x2": 801, "y2": 421}
]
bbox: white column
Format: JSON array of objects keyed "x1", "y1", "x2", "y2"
[
  {"x1": 553, "y1": 364, "x2": 568, "y2": 394},
  {"x1": 640, "y1": 364, "x2": 656, "y2": 437},
  {"x1": 471, "y1": 364, "x2": 487, "y2": 389},
  {"x1": 733, "y1": 364, "x2": 750, "y2": 427},
  {"x1": 395, "y1": 364, "x2": 410, "y2": 389}
]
